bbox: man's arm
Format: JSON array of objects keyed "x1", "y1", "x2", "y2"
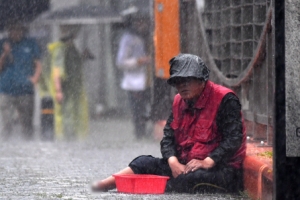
[
  {"x1": 208, "y1": 93, "x2": 244, "y2": 165},
  {"x1": 160, "y1": 111, "x2": 186, "y2": 177},
  {"x1": 0, "y1": 53, "x2": 8, "y2": 72},
  {"x1": 52, "y1": 67, "x2": 63, "y2": 103},
  {"x1": 0, "y1": 42, "x2": 11, "y2": 72},
  {"x1": 160, "y1": 111, "x2": 176, "y2": 159},
  {"x1": 28, "y1": 38, "x2": 42, "y2": 84},
  {"x1": 29, "y1": 59, "x2": 42, "y2": 85},
  {"x1": 51, "y1": 45, "x2": 65, "y2": 104}
]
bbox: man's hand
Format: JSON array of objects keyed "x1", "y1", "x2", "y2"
[
  {"x1": 29, "y1": 76, "x2": 39, "y2": 85},
  {"x1": 184, "y1": 157, "x2": 215, "y2": 174},
  {"x1": 168, "y1": 156, "x2": 185, "y2": 178},
  {"x1": 55, "y1": 91, "x2": 63, "y2": 104},
  {"x1": 137, "y1": 56, "x2": 151, "y2": 66}
]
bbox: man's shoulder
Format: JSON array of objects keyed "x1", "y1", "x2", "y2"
[{"x1": 210, "y1": 81, "x2": 234, "y2": 95}]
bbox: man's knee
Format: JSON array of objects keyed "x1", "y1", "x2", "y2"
[
  {"x1": 129, "y1": 155, "x2": 169, "y2": 175},
  {"x1": 129, "y1": 155, "x2": 156, "y2": 174}
]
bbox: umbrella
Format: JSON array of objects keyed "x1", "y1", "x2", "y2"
[{"x1": 32, "y1": 4, "x2": 122, "y2": 25}]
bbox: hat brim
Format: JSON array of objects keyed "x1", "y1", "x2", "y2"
[{"x1": 167, "y1": 54, "x2": 210, "y2": 86}]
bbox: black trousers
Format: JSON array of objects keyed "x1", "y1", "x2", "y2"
[{"x1": 129, "y1": 155, "x2": 244, "y2": 194}]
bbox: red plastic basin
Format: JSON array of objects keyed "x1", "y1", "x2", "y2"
[{"x1": 113, "y1": 174, "x2": 170, "y2": 194}]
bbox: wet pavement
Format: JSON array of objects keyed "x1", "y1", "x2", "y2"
[{"x1": 0, "y1": 118, "x2": 250, "y2": 200}]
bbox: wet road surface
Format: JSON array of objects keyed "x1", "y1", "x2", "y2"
[{"x1": 0, "y1": 118, "x2": 250, "y2": 199}]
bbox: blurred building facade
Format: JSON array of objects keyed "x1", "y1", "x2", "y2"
[{"x1": 179, "y1": 0, "x2": 274, "y2": 145}]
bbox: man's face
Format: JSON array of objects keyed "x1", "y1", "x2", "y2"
[
  {"x1": 8, "y1": 27, "x2": 24, "y2": 42},
  {"x1": 174, "y1": 77, "x2": 205, "y2": 101}
]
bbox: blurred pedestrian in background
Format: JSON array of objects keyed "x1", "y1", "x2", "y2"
[
  {"x1": 0, "y1": 20, "x2": 42, "y2": 140},
  {"x1": 42, "y1": 24, "x2": 92, "y2": 140},
  {"x1": 116, "y1": 8, "x2": 151, "y2": 139}
]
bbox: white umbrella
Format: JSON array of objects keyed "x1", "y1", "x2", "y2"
[{"x1": 32, "y1": 4, "x2": 122, "y2": 25}]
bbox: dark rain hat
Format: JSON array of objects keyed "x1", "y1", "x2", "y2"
[{"x1": 167, "y1": 54, "x2": 210, "y2": 85}]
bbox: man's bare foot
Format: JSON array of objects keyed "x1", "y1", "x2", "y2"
[{"x1": 91, "y1": 180, "x2": 109, "y2": 192}]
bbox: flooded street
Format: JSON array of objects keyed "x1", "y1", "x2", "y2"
[{"x1": 0, "y1": 118, "x2": 249, "y2": 199}]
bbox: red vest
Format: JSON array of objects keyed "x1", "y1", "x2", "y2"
[{"x1": 170, "y1": 81, "x2": 246, "y2": 168}]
